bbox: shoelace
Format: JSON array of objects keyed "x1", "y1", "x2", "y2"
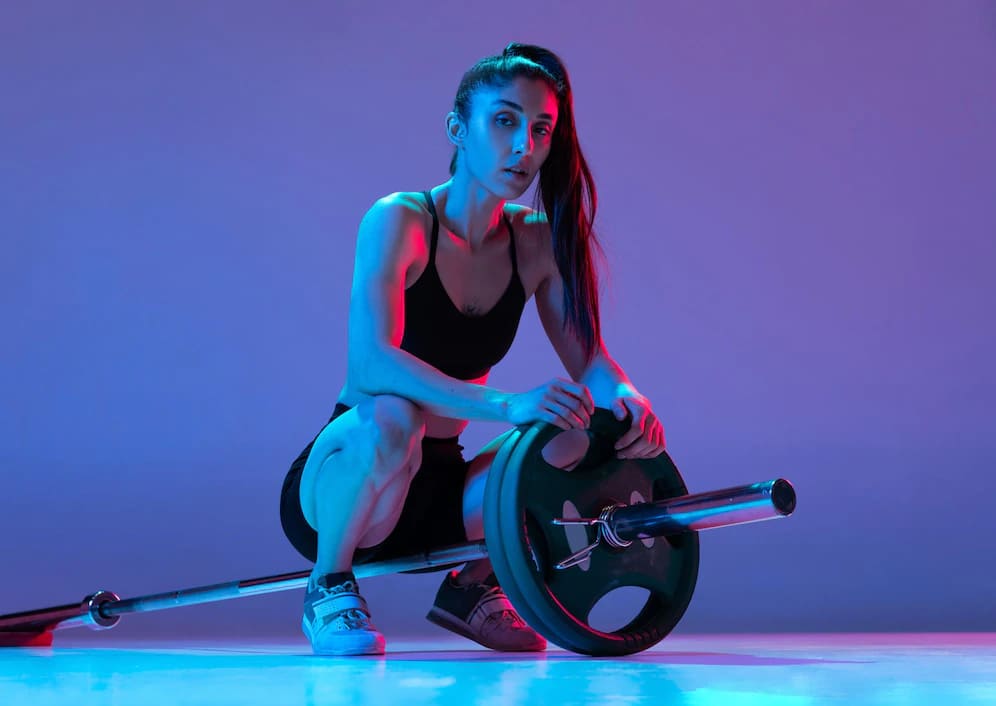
[
  {"x1": 335, "y1": 609, "x2": 372, "y2": 631},
  {"x1": 481, "y1": 608, "x2": 528, "y2": 636},
  {"x1": 476, "y1": 586, "x2": 529, "y2": 633},
  {"x1": 314, "y1": 581, "x2": 373, "y2": 630}
]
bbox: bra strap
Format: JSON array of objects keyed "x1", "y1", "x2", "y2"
[
  {"x1": 503, "y1": 213, "x2": 518, "y2": 276},
  {"x1": 422, "y1": 190, "x2": 440, "y2": 263}
]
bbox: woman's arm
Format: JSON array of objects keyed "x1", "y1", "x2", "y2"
[
  {"x1": 534, "y1": 224, "x2": 666, "y2": 457},
  {"x1": 346, "y1": 194, "x2": 511, "y2": 421},
  {"x1": 534, "y1": 266, "x2": 636, "y2": 406},
  {"x1": 346, "y1": 195, "x2": 593, "y2": 429}
]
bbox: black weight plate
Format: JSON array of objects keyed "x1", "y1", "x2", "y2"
[{"x1": 483, "y1": 408, "x2": 700, "y2": 656}]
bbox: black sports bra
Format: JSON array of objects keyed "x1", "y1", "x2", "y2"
[{"x1": 398, "y1": 191, "x2": 527, "y2": 380}]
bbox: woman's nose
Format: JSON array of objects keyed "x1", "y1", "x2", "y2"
[
  {"x1": 514, "y1": 140, "x2": 531, "y2": 155},
  {"x1": 514, "y1": 129, "x2": 533, "y2": 155}
]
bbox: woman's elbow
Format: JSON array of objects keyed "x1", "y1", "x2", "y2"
[{"x1": 347, "y1": 344, "x2": 393, "y2": 395}]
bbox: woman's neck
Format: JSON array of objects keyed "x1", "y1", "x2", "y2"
[{"x1": 434, "y1": 177, "x2": 506, "y2": 252}]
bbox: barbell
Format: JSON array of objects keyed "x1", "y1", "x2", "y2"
[{"x1": 0, "y1": 409, "x2": 795, "y2": 655}]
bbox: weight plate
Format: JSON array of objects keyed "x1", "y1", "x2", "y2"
[{"x1": 484, "y1": 408, "x2": 700, "y2": 656}]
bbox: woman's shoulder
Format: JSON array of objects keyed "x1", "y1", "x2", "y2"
[
  {"x1": 351, "y1": 192, "x2": 433, "y2": 269},
  {"x1": 504, "y1": 204, "x2": 558, "y2": 286},
  {"x1": 359, "y1": 193, "x2": 551, "y2": 253},
  {"x1": 363, "y1": 191, "x2": 430, "y2": 223},
  {"x1": 356, "y1": 192, "x2": 431, "y2": 244},
  {"x1": 506, "y1": 203, "x2": 553, "y2": 257},
  {"x1": 505, "y1": 202, "x2": 549, "y2": 233}
]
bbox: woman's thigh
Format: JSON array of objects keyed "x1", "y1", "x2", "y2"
[
  {"x1": 299, "y1": 395, "x2": 424, "y2": 530},
  {"x1": 462, "y1": 428, "x2": 591, "y2": 540}
]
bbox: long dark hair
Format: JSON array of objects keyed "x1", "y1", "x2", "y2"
[{"x1": 449, "y1": 43, "x2": 603, "y2": 363}]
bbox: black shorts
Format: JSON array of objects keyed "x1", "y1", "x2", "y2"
[{"x1": 279, "y1": 402, "x2": 471, "y2": 568}]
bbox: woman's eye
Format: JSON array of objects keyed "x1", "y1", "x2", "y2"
[{"x1": 496, "y1": 115, "x2": 550, "y2": 136}]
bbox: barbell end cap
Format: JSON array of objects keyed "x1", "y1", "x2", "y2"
[
  {"x1": 771, "y1": 478, "x2": 796, "y2": 516},
  {"x1": 83, "y1": 591, "x2": 121, "y2": 630}
]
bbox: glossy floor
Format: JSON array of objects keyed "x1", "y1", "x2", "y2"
[{"x1": 2, "y1": 634, "x2": 994, "y2": 705}]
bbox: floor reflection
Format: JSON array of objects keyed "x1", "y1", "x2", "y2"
[{"x1": 0, "y1": 634, "x2": 993, "y2": 706}]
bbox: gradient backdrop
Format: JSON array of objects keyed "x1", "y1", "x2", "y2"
[{"x1": 2, "y1": 1, "x2": 994, "y2": 640}]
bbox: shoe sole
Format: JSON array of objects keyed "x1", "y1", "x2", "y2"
[
  {"x1": 425, "y1": 607, "x2": 547, "y2": 652},
  {"x1": 302, "y1": 616, "x2": 386, "y2": 656}
]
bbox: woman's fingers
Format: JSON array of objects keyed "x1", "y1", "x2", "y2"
[
  {"x1": 540, "y1": 409, "x2": 572, "y2": 430},
  {"x1": 615, "y1": 406, "x2": 649, "y2": 456},
  {"x1": 618, "y1": 420, "x2": 666, "y2": 458},
  {"x1": 617, "y1": 437, "x2": 651, "y2": 458},
  {"x1": 554, "y1": 393, "x2": 590, "y2": 426},
  {"x1": 543, "y1": 398, "x2": 587, "y2": 429},
  {"x1": 554, "y1": 383, "x2": 593, "y2": 422},
  {"x1": 552, "y1": 379, "x2": 594, "y2": 415},
  {"x1": 614, "y1": 421, "x2": 645, "y2": 452},
  {"x1": 532, "y1": 386, "x2": 667, "y2": 457},
  {"x1": 650, "y1": 422, "x2": 667, "y2": 454}
]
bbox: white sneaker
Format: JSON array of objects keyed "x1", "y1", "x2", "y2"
[{"x1": 302, "y1": 573, "x2": 386, "y2": 656}]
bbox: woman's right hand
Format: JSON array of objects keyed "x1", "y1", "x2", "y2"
[{"x1": 505, "y1": 378, "x2": 595, "y2": 430}]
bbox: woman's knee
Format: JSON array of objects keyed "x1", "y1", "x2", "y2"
[
  {"x1": 302, "y1": 397, "x2": 424, "y2": 523},
  {"x1": 346, "y1": 395, "x2": 424, "y2": 484},
  {"x1": 369, "y1": 394, "x2": 424, "y2": 446}
]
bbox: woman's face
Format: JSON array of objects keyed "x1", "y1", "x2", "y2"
[{"x1": 458, "y1": 76, "x2": 559, "y2": 198}]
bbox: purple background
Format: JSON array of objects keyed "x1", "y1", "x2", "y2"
[{"x1": 3, "y1": 1, "x2": 994, "y2": 640}]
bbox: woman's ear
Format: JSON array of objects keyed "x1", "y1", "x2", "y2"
[{"x1": 445, "y1": 112, "x2": 466, "y2": 147}]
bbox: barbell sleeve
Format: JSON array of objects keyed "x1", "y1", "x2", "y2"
[{"x1": 609, "y1": 478, "x2": 796, "y2": 542}]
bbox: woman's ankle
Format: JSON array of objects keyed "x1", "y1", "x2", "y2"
[
  {"x1": 310, "y1": 567, "x2": 356, "y2": 588},
  {"x1": 453, "y1": 559, "x2": 494, "y2": 587}
]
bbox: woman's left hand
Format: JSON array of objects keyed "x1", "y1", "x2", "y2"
[{"x1": 610, "y1": 394, "x2": 666, "y2": 459}]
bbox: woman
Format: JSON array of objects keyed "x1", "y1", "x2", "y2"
[{"x1": 279, "y1": 43, "x2": 666, "y2": 656}]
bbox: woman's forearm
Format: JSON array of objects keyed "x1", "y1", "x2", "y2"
[
  {"x1": 350, "y1": 346, "x2": 511, "y2": 422},
  {"x1": 580, "y1": 349, "x2": 640, "y2": 406}
]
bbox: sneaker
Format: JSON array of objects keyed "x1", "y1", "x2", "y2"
[
  {"x1": 302, "y1": 572, "x2": 386, "y2": 656},
  {"x1": 426, "y1": 570, "x2": 547, "y2": 652}
]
